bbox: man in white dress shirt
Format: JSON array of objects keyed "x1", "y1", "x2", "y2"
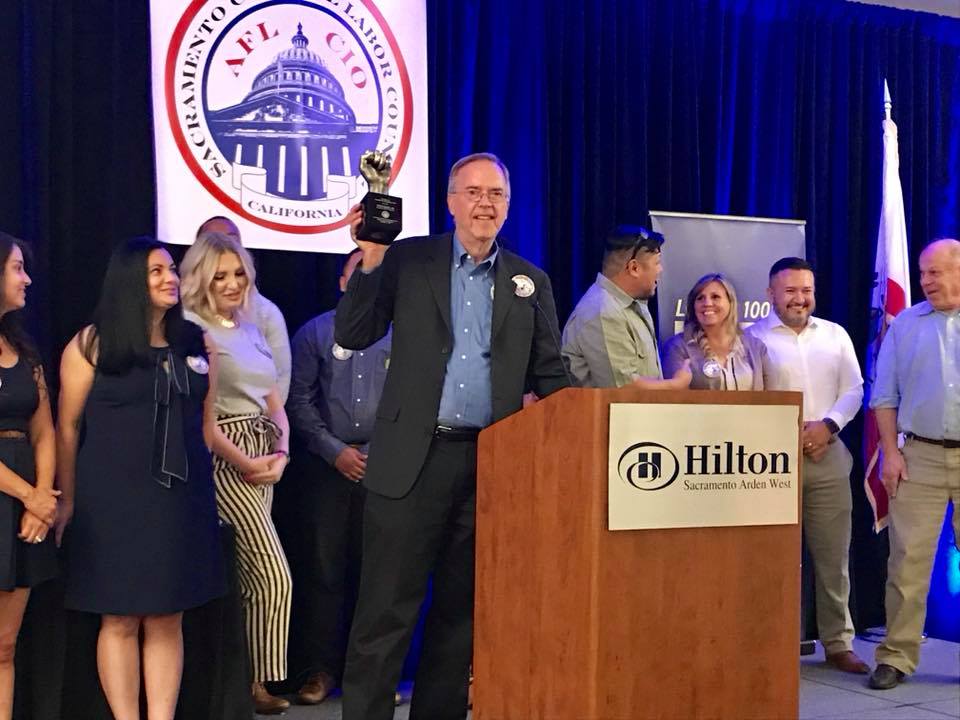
[{"x1": 747, "y1": 257, "x2": 869, "y2": 674}]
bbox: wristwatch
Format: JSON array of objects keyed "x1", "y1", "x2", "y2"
[{"x1": 822, "y1": 418, "x2": 840, "y2": 435}]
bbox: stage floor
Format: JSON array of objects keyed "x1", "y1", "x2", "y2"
[{"x1": 260, "y1": 634, "x2": 959, "y2": 719}]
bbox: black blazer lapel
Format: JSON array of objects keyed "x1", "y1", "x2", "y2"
[
  {"x1": 424, "y1": 234, "x2": 453, "y2": 337},
  {"x1": 491, "y1": 246, "x2": 516, "y2": 340}
]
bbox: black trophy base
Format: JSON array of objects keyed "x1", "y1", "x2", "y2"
[{"x1": 357, "y1": 192, "x2": 403, "y2": 245}]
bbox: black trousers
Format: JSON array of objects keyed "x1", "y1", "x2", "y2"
[
  {"x1": 342, "y1": 436, "x2": 476, "y2": 720},
  {"x1": 274, "y1": 449, "x2": 365, "y2": 684}
]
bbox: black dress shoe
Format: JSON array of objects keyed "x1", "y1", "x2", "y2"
[{"x1": 869, "y1": 664, "x2": 905, "y2": 690}]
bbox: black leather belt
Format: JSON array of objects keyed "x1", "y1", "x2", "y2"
[
  {"x1": 906, "y1": 432, "x2": 960, "y2": 450},
  {"x1": 434, "y1": 425, "x2": 481, "y2": 441}
]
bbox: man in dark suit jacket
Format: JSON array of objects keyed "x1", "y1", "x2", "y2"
[{"x1": 335, "y1": 152, "x2": 569, "y2": 720}]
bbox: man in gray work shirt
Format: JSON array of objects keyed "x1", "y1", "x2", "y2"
[{"x1": 562, "y1": 225, "x2": 690, "y2": 389}]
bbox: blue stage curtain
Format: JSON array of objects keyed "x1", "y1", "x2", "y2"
[
  {"x1": 3, "y1": 0, "x2": 959, "y2": 638},
  {"x1": 428, "y1": 0, "x2": 960, "y2": 327},
  {"x1": 426, "y1": 0, "x2": 960, "y2": 636}
]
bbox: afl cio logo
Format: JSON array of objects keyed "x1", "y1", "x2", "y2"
[
  {"x1": 617, "y1": 442, "x2": 680, "y2": 491},
  {"x1": 164, "y1": 0, "x2": 413, "y2": 234}
]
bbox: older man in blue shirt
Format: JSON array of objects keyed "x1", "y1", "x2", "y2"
[
  {"x1": 868, "y1": 238, "x2": 960, "y2": 690},
  {"x1": 334, "y1": 153, "x2": 568, "y2": 720}
]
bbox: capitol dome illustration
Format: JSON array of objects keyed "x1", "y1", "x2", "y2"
[{"x1": 208, "y1": 23, "x2": 377, "y2": 201}]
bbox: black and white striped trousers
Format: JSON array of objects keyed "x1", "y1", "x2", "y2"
[{"x1": 213, "y1": 413, "x2": 292, "y2": 682}]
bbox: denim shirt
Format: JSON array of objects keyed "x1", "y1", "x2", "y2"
[
  {"x1": 871, "y1": 301, "x2": 960, "y2": 441},
  {"x1": 287, "y1": 309, "x2": 392, "y2": 463},
  {"x1": 437, "y1": 235, "x2": 498, "y2": 428}
]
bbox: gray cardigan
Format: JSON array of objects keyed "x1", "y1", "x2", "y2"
[{"x1": 661, "y1": 331, "x2": 773, "y2": 390}]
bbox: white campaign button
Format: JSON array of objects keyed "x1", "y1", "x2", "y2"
[
  {"x1": 511, "y1": 274, "x2": 535, "y2": 298},
  {"x1": 332, "y1": 343, "x2": 354, "y2": 360},
  {"x1": 186, "y1": 355, "x2": 210, "y2": 374}
]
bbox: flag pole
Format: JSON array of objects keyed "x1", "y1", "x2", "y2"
[{"x1": 863, "y1": 76, "x2": 911, "y2": 533}]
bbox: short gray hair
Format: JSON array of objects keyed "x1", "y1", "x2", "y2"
[{"x1": 447, "y1": 152, "x2": 511, "y2": 199}]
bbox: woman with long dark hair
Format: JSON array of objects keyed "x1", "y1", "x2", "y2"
[
  {"x1": 0, "y1": 232, "x2": 58, "y2": 719},
  {"x1": 56, "y1": 236, "x2": 225, "y2": 720}
]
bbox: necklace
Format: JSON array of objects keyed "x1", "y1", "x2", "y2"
[{"x1": 214, "y1": 313, "x2": 237, "y2": 329}]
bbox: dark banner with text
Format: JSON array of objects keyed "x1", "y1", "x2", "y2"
[{"x1": 649, "y1": 212, "x2": 806, "y2": 341}]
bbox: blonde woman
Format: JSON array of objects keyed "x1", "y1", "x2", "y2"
[
  {"x1": 179, "y1": 232, "x2": 293, "y2": 715},
  {"x1": 661, "y1": 273, "x2": 772, "y2": 390}
]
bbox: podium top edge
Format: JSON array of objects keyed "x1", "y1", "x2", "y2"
[
  {"x1": 649, "y1": 210, "x2": 806, "y2": 226},
  {"x1": 544, "y1": 387, "x2": 803, "y2": 406}
]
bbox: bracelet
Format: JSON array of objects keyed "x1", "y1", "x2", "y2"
[{"x1": 277, "y1": 450, "x2": 290, "y2": 460}]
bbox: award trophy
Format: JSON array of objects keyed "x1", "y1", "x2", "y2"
[{"x1": 356, "y1": 150, "x2": 403, "y2": 244}]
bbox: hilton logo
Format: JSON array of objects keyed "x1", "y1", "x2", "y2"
[
  {"x1": 617, "y1": 443, "x2": 680, "y2": 491},
  {"x1": 617, "y1": 441, "x2": 791, "y2": 492}
]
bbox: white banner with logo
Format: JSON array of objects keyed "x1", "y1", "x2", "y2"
[
  {"x1": 609, "y1": 403, "x2": 799, "y2": 530},
  {"x1": 649, "y1": 212, "x2": 806, "y2": 339},
  {"x1": 150, "y1": 1, "x2": 429, "y2": 252}
]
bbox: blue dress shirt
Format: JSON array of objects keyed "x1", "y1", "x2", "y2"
[
  {"x1": 437, "y1": 235, "x2": 498, "y2": 428},
  {"x1": 871, "y1": 301, "x2": 960, "y2": 441},
  {"x1": 286, "y1": 309, "x2": 392, "y2": 463}
]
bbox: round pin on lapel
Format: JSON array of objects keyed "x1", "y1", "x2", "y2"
[
  {"x1": 702, "y1": 358, "x2": 722, "y2": 378},
  {"x1": 332, "y1": 343, "x2": 354, "y2": 360},
  {"x1": 186, "y1": 355, "x2": 210, "y2": 374},
  {"x1": 511, "y1": 274, "x2": 535, "y2": 297}
]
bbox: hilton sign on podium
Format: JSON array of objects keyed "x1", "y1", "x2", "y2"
[{"x1": 608, "y1": 403, "x2": 800, "y2": 530}]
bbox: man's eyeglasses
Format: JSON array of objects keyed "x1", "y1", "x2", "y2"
[{"x1": 452, "y1": 187, "x2": 509, "y2": 204}]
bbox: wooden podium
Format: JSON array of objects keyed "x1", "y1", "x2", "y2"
[{"x1": 474, "y1": 388, "x2": 803, "y2": 720}]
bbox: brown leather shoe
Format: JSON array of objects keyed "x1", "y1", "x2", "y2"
[
  {"x1": 825, "y1": 650, "x2": 870, "y2": 674},
  {"x1": 252, "y1": 681, "x2": 290, "y2": 715},
  {"x1": 296, "y1": 671, "x2": 335, "y2": 705}
]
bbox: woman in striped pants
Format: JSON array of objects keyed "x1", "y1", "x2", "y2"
[{"x1": 181, "y1": 232, "x2": 293, "y2": 715}]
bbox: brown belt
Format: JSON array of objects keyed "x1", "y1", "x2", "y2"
[
  {"x1": 906, "y1": 432, "x2": 960, "y2": 450},
  {"x1": 0, "y1": 430, "x2": 27, "y2": 439}
]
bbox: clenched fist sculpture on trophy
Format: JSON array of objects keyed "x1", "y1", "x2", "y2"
[{"x1": 356, "y1": 150, "x2": 403, "y2": 244}]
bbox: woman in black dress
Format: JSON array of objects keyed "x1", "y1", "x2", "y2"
[
  {"x1": 0, "y1": 232, "x2": 58, "y2": 719},
  {"x1": 56, "y1": 237, "x2": 225, "y2": 720}
]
